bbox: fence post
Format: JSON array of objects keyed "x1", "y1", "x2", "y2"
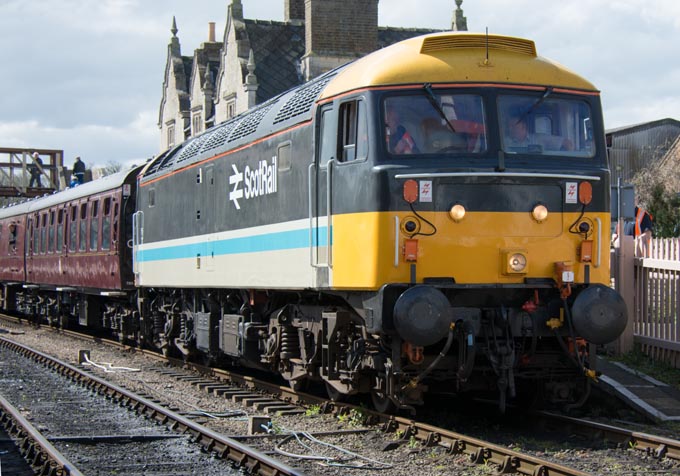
[{"x1": 613, "y1": 235, "x2": 635, "y2": 355}]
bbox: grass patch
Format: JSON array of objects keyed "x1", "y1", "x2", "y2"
[{"x1": 613, "y1": 344, "x2": 680, "y2": 391}]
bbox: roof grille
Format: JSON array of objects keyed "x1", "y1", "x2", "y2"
[
  {"x1": 200, "y1": 122, "x2": 237, "y2": 154},
  {"x1": 228, "y1": 102, "x2": 275, "y2": 142},
  {"x1": 176, "y1": 134, "x2": 210, "y2": 163},
  {"x1": 145, "y1": 146, "x2": 180, "y2": 176},
  {"x1": 273, "y1": 74, "x2": 335, "y2": 124},
  {"x1": 421, "y1": 34, "x2": 536, "y2": 57}
]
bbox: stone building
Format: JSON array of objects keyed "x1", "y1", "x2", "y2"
[{"x1": 158, "y1": 0, "x2": 468, "y2": 151}]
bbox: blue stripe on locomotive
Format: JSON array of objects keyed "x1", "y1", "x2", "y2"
[{"x1": 137, "y1": 226, "x2": 330, "y2": 262}]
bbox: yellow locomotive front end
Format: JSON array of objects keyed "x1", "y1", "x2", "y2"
[{"x1": 315, "y1": 33, "x2": 626, "y2": 411}]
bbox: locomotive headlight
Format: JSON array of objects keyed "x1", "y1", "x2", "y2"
[
  {"x1": 509, "y1": 253, "x2": 527, "y2": 272},
  {"x1": 531, "y1": 204, "x2": 548, "y2": 223},
  {"x1": 502, "y1": 249, "x2": 529, "y2": 275},
  {"x1": 449, "y1": 204, "x2": 466, "y2": 222}
]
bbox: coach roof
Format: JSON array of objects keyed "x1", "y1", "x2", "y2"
[
  {"x1": 0, "y1": 166, "x2": 143, "y2": 218},
  {"x1": 319, "y1": 32, "x2": 597, "y2": 100}
]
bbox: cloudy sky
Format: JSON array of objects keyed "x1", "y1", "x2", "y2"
[{"x1": 1, "y1": 0, "x2": 679, "y2": 167}]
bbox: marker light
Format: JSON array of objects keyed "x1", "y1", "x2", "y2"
[
  {"x1": 578, "y1": 182, "x2": 593, "y2": 205},
  {"x1": 403, "y1": 180, "x2": 418, "y2": 203},
  {"x1": 532, "y1": 204, "x2": 548, "y2": 223},
  {"x1": 449, "y1": 204, "x2": 466, "y2": 222},
  {"x1": 509, "y1": 253, "x2": 527, "y2": 272}
]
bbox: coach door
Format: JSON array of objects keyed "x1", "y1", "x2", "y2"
[{"x1": 310, "y1": 104, "x2": 336, "y2": 285}]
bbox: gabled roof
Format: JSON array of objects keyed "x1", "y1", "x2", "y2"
[
  {"x1": 237, "y1": 22, "x2": 440, "y2": 104},
  {"x1": 243, "y1": 20, "x2": 306, "y2": 103}
]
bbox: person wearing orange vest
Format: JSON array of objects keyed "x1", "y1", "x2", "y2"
[
  {"x1": 634, "y1": 205, "x2": 653, "y2": 257},
  {"x1": 386, "y1": 106, "x2": 419, "y2": 154}
]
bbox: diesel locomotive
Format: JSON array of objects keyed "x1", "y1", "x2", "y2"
[{"x1": 0, "y1": 32, "x2": 627, "y2": 412}]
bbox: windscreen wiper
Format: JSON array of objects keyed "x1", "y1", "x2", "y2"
[
  {"x1": 423, "y1": 83, "x2": 456, "y2": 133},
  {"x1": 520, "y1": 86, "x2": 553, "y2": 120}
]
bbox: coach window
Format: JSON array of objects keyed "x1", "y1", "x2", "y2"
[
  {"x1": 101, "y1": 197, "x2": 111, "y2": 251},
  {"x1": 69, "y1": 205, "x2": 77, "y2": 252},
  {"x1": 26, "y1": 219, "x2": 31, "y2": 253},
  {"x1": 339, "y1": 100, "x2": 368, "y2": 162},
  {"x1": 79, "y1": 203, "x2": 87, "y2": 252},
  {"x1": 48, "y1": 210, "x2": 55, "y2": 253},
  {"x1": 9, "y1": 223, "x2": 17, "y2": 246},
  {"x1": 90, "y1": 200, "x2": 99, "y2": 251},
  {"x1": 40, "y1": 213, "x2": 47, "y2": 254},
  {"x1": 57, "y1": 209, "x2": 64, "y2": 252},
  {"x1": 32, "y1": 214, "x2": 39, "y2": 255}
]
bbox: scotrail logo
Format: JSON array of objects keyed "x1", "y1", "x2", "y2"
[{"x1": 229, "y1": 156, "x2": 278, "y2": 209}]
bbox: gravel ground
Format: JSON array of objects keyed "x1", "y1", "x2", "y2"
[
  {"x1": 0, "y1": 345, "x2": 240, "y2": 476},
  {"x1": 2, "y1": 321, "x2": 680, "y2": 476}
]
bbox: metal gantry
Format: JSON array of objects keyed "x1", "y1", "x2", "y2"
[{"x1": 0, "y1": 147, "x2": 64, "y2": 199}]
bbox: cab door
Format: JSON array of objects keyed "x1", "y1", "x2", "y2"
[{"x1": 310, "y1": 104, "x2": 336, "y2": 287}]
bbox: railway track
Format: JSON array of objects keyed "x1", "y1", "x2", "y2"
[
  {"x1": 0, "y1": 336, "x2": 308, "y2": 476},
  {"x1": 2, "y1": 315, "x2": 680, "y2": 475},
  {"x1": 0, "y1": 394, "x2": 83, "y2": 476}
]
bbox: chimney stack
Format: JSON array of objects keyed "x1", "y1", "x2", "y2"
[
  {"x1": 208, "y1": 22, "x2": 216, "y2": 42},
  {"x1": 302, "y1": 0, "x2": 378, "y2": 80},
  {"x1": 284, "y1": 0, "x2": 305, "y2": 23}
]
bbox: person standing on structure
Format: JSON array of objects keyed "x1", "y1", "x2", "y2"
[
  {"x1": 73, "y1": 156, "x2": 86, "y2": 184},
  {"x1": 28, "y1": 152, "x2": 43, "y2": 187}
]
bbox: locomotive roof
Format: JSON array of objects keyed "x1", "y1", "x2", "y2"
[
  {"x1": 319, "y1": 32, "x2": 598, "y2": 100},
  {"x1": 139, "y1": 32, "x2": 597, "y2": 183},
  {"x1": 140, "y1": 67, "x2": 342, "y2": 181},
  {"x1": 0, "y1": 166, "x2": 142, "y2": 219}
]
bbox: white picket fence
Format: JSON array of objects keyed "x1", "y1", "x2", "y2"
[{"x1": 615, "y1": 238, "x2": 680, "y2": 367}]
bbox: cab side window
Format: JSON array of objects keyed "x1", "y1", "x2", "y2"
[{"x1": 338, "y1": 100, "x2": 368, "y2": 162}]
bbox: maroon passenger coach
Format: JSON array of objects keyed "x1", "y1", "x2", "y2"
[{"x1": 0, "y1": 167, "x2": 139, "y2": 326}]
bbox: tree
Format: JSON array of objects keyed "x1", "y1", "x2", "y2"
[
  {"x1": 100, "y1": 160, "x2": 123, "y2": 176},
  {"x1": 632, "y1": 144, "x2": 680, "y2": 238}
]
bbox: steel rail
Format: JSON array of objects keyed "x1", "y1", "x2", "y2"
[
  {"x1": 377, "y1": 415, "x2": 589, "y2": 476},
  {"x1": 0, "y1": 393, "x2": 85, "y2": 476},
  {"x1": 0, "y1": 336, "x2": 309, "y2": 476},
  {"x1": 536, "y1": 411, "x2": 680, "y2": 461}
]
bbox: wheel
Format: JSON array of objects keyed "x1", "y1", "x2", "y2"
[
  {"x1": 325, "y1": 381, "x2": 347, "y2": 402},
  {"x1": 371, "y1": 390, "x2": 396, "y2": 414}
]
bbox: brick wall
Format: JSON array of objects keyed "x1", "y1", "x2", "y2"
[{"x1": 305, "y1": 0, "x2": 378, "y2": 56}]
